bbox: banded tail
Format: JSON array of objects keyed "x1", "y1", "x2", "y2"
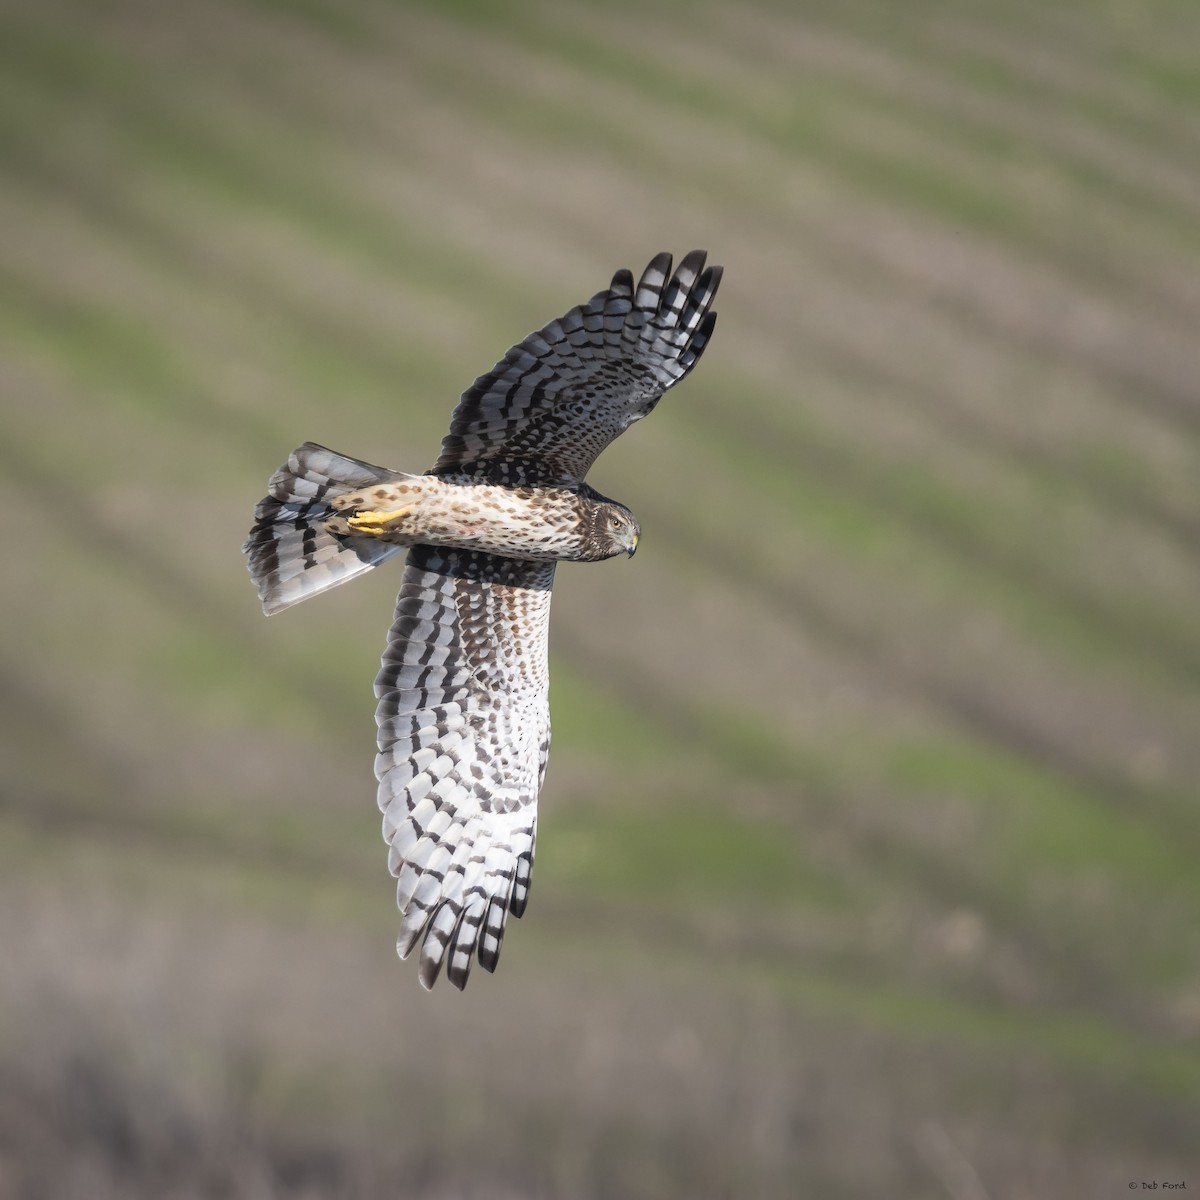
[{"x1": 244, "y1": 442, "x2": 413, "y2": 615}]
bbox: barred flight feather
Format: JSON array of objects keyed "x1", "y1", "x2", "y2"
[
  {"x1": 432, "y1": 249, "x2": 721, "y2": 487},
  {"x1": 374, "y1": 546, "x2": 551, "y2": 990}
]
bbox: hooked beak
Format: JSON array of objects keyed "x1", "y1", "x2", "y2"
[{"x1": 627, "y1": 532, "x2": 639, "y2": 558}]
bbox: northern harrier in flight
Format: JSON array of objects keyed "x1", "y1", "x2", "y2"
[{"x1": 245, "y1": 251, "x2": 722, "y2": 989}]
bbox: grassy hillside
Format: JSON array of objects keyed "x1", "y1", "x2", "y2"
[{"x1": 1, "y1": 0, "x2": 1198, "y2": 1195}]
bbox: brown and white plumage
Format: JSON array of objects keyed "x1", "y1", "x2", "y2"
[
  {"x1": 244, "y1": 251, "x2": 721, "y2": 989},
  {"x1": 434, "y1": 251, "x2": 720, "y2": 487},
  {"x1": 375, "y1": 548, "x2": 552, "y2": 989}
]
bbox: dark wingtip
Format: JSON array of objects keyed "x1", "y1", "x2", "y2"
[
  {"x1": 610, "y1": 267, "x2": 635, "y2": 295},
  {"x1": 634, "y1": 252, "x2": 674, "y2": 306},
  {"x1": 645, "y1": 250, "x2": 673, "y2": 276},
  {"x1": 419, "y1": 942, "x2": 448, "y2": 991}
]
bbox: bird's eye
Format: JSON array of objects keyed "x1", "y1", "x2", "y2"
[{"x1": 610, "y1": 516, "x2": 622, "y2": 529}]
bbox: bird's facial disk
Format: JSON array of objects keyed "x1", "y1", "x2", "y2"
[{"x1": 605, "y1": 507, "x2": 640, "y2": 557}]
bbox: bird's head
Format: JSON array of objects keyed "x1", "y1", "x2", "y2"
[{"x1": 587, "y1": 500, "x2": 640, "y2": 560}]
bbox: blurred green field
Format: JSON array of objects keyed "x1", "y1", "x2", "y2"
[{"x1": 2, "y1": 0, "x2": 1199, "y2": 1195}]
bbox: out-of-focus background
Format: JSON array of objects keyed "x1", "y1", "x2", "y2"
[{"x1": 2, "y1": 0, "x2": 1198, "y2": 1196}]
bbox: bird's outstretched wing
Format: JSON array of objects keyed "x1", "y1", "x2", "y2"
[
  {"x1": 431, "y1": 250, "x2": 721, "y2": 487},
  {"x1": 374, "y1": 545, "x2": 554, "y2": 990}
]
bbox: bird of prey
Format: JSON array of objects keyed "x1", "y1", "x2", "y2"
[{"x1": 244, "y1": 251, "x2": 722, "y2": 989}]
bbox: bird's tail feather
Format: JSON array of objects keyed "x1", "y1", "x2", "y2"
[{"x1": 244, "y1": 442, "x2": 412, "y2": 615}]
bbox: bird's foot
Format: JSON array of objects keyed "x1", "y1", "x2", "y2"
[{"x1": 345, "y1": 504, "x2": 415, "y2": 535}]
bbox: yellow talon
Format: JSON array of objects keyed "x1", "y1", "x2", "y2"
[{"x1": 346, "y1": 504, "x2": 414, "y2": 534}]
